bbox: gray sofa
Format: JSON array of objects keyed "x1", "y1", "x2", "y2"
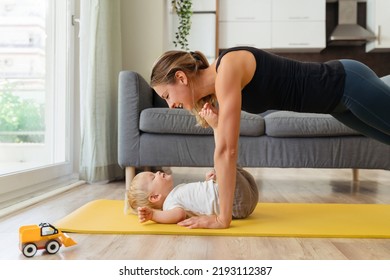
[{"x1": 118, "y1": 71, "x2": 390, "y2": 188}]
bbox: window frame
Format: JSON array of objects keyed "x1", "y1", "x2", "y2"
[{"x1": 0, "y1": 0, "x2": 80, "y2": 210}]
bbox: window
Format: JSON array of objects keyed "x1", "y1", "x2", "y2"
[
  {"x1": 40, "y1": 223, "x2": 57, "y2": 236},
  {"x1": 0, "y1": 0, "x2": 78, "y2": 209}
]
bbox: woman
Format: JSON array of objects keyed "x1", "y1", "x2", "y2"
[{"x1": 150, "y1": 46, "x2": 390, "y2": 229}]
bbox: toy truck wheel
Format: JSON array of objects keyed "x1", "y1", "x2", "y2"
[
  {"x1": 22, "y1": 243, "x2": 38, "y2": 258},
  {"x1": 45, "y1": 240, "x2": 60, "y2": 254}
]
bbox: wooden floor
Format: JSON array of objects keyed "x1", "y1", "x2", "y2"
[{"x1": 1, "y1": 167, "x2": 390, "y2": 260}]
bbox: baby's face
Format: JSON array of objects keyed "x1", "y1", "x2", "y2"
[{"x1": 140, "y1": 171, "x2": 174, "y2": 197}]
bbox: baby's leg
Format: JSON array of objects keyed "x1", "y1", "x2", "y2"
[{"x1": 232, "y1": 167, "x2": 259, "y2": 219}]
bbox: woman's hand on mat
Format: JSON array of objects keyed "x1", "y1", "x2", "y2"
[
  {"x1": 178, "y1": 215, "x2": 229, "y2": 229},
  {"x1": 137, "y1": 206, "x2": 153, "y2": 223}
]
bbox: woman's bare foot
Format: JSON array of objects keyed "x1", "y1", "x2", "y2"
[{"x1": 199, "y1": 103, "x2": 218, "y2": 129}]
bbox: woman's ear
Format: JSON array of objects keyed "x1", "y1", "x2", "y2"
[{"x1": 175, "y1": 71, "x2": 188, "y2": 85}]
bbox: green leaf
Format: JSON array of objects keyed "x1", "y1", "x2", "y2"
[{"x1": 171, "y1": 0, "x2": 192, "y2": 50}]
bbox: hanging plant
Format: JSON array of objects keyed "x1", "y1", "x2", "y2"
[{"x1": 171, "y1": 0, "x2": 193, "y2": 50}]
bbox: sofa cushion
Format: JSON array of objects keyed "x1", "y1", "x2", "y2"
[
  {"x1": 264, "y1": 111, "x2": 360, "y2": 137},
  {"x1": 140, "y1": 108, "x2": 265, "y2": 136}
]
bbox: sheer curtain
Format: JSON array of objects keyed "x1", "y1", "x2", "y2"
[{"x1": 79, "y1": 0, "x2": 123, "y2": 183}]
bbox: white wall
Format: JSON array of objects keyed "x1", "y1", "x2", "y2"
[{"x1": 120, "y1": 0, "x2": 165, "y2": 82}]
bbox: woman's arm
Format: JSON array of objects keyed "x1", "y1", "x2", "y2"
[
  {"x1": 137, "y1": 206, "x2": 187, "y2": 224},
  {"x1": 212, "y1": 59, "x2": 242, "y2": 227},
  {"x1": 178, "y1": 78, "x2": 241, "y2": 228},
  {"x1": 179, "y1": 52, "x2": 252, "y2": 229}
]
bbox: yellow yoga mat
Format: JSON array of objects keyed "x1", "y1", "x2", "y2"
[{"x1": 55, "y1": 199, "x2": 390, "y2": 238}]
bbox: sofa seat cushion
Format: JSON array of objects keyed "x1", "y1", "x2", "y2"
[
  {"x1": 140, "y1": 108, "x2": 265, "y2": 136},
  {"x1": 264, "y1": 111, "x2": 360, "y2": 137}
]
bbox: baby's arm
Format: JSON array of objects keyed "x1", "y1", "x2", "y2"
[{"x1": 137, "y1": 206, "x2": 187, "y2": 224}]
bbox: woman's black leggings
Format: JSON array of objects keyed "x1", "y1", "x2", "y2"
[{"x1": 331, "y1": 59, "x2": 390, "y2": 145}]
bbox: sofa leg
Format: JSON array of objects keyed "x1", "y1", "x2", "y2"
[
  {"x1": 352, "y1": 168, "x2": 360, "y2": 192},
  {"x1": 125, "y1": 167, "x2": 136, "y2": 190},
  {"x1": 352, "y1": 168, "x2": 359, "y2": 182}
]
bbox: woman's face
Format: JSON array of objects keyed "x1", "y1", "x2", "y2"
[{"x1": 153, "y1": 71, "x2": 194, "y2": 110}]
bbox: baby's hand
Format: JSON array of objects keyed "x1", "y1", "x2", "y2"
[
  {"x1": 137, "y1": 206, "x2": 153, "y2": 223},
  {"x1": 205, "y1": 169, "x2": 216, "y2": 182},
  {"x1": 199, "y1": 103, "x2": 218, "y2": 129}
]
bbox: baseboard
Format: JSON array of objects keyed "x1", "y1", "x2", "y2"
[{"x1": 0, "y1": 180, "x2": 85, "y2": 219}]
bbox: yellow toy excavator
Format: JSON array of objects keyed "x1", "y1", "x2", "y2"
[{"x1": 19, "y1": 223, "x2": 77, "y2": 257}]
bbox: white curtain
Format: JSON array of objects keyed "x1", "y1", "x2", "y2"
[{"x1": 79, "y1": 0, "x2": 123, "y2": 183}]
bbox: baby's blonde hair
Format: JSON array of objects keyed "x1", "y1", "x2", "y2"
[{"x1": 124, "y1": 173, "x2": 154, "y2": 215}]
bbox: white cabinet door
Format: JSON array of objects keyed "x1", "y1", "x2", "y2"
[
  {"x1": 192, "y1": 0, "x2": 216, "y2": 11},
  {"x1": 219, "y1": 0, "x2": 271, "y2": 22},
  {"x1": 272, "y1": 22, "x2": 325, "y2": 51},
  {"x1": 188, "y1": 14, "x2": 216, "y2": 62},
  {"x1": 218, "y1": 0, "x2": 325, "y2": 52},
  {"x1": 272, "y1": 0, "x2": 325, "y2": 21},
  {"x1": 271, "y1": 0, "x2": 325, "y2": 52},
  {"x1": 219, "y1": 22, "x2": 271, "y2": 49},
  {"x1": 366, "y1": 0, "x2": 390, "y2": 52},
  {"x1": 218, "y1": 0, "x2": 271, "y2": 49}
]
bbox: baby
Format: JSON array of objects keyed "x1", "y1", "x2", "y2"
[{"x1": 125, "y1": 166, "x2": 259, "y2": 224}]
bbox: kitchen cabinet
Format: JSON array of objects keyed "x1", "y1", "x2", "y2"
[
  {"x1": 219, "y1": 0, "x2": 271, "y2": 22},
  {"x1": 218, "y1": 0, "x2": 272, "y2": 49},
  {"x1": 272, "y1": 0, "x2": 325, "y2": 21},
  {"x1": 271, "y1": 0, "x2": 325, "y2": 51},
  {"x1": 366, "y1": 0, "x2": 390, "y2": 52},
  {"x1": 219, "y1": 21, "x2": 271, "y2": 49},
  {"x1": 272, "y1": 22, "x2": 325, "y2": 51},
  {"x1": 218, "y1": 0, "x2": 326, "y2": 52}
]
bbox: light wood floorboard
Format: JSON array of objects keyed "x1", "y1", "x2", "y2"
[{"x1": 1, "y1": 168, "x2": 390, "y2": 260}]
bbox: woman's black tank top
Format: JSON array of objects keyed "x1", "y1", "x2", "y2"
[{"x1": 216, "y1": 47, "x2": 345, "y2": 113}]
